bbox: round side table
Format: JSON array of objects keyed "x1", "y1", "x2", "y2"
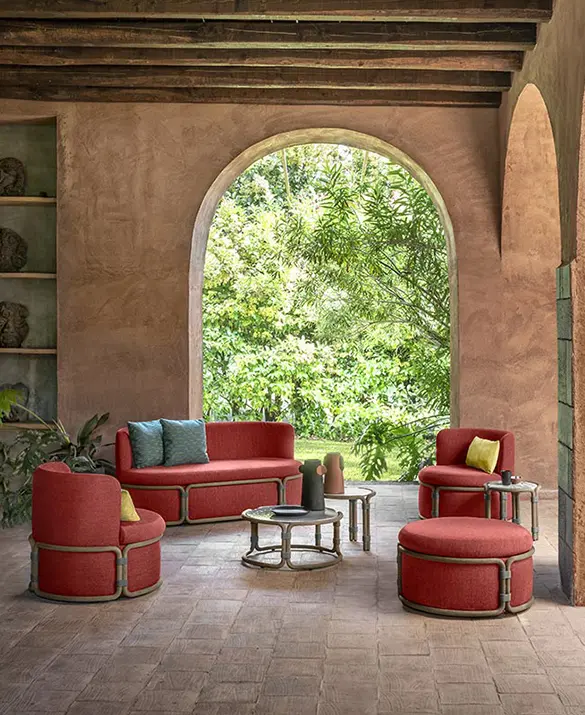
[
  {"x1": 325, "y1": 486, "x2": 376, "y2": 551},
  {"x1": 483, "y1": 480, "x2": 540, "y2": 540},
  {"x1": 241, "y1": 506, "x2": 343, "y2": 570}
]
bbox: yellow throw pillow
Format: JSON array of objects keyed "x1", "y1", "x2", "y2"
[
  {"x1": 465, "y1": 436, "x2": 500, "y2": 474},
  {"x1": 121, "y1": 489, "x2": 140, "y2": 522}
]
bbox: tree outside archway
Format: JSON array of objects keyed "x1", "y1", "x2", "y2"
[{"x1": 202, "y1": 143, "x2": 451, "y2": 480}]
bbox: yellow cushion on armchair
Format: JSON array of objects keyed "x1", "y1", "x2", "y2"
[
  {"x1": 121, "y1": 489, "x2": 140, "y2": 522},
  {"x1": 465, "y1": 436, "x2": 500, "y2": 474}
]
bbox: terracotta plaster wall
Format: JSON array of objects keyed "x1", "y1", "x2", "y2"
[{"x1": 0, "y1": 99, "x2": 550, "y2": 481}]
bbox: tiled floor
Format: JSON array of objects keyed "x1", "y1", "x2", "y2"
[{"x1": 0, "y1": 484, "x2": 579, "y2": 715}]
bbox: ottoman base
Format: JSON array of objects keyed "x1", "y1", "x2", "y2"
[{"x1": 398, "y1": 544, "x2": 534, "y2": 618}]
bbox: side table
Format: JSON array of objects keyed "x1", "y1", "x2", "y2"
[
  {"x1": 241, "y1": 506, "x2": 343, "y2": 570},
  {"x1": 325, "y1": 486, "x2": 376, "y2": 551},
  {"x1": 483, "y1": 480, "x2": 540, "y2": 540}
]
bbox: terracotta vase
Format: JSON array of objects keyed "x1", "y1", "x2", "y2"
[{"x1": 324, "y1": 452, "x2": 345, "y2": 494}]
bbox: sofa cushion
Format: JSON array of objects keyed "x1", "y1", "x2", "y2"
[
  {"x1": 161, "y1": 418, "x2": 209, "y2": 467},
  {"x1": 128, "y1": 419, "x2": 164, "y2": 468},
  {"x1": 418, "y1": 463, "x2": 493, "y2": 488},
  {"x1": 399, "y1": 516, "x2": 533, "y2": 559},
  {"x1": 120, "y1": 508, "x2": 165, "y2": 546},
  {"x1": 119, "y1": 458, "x2": 302, "y2": 487}
]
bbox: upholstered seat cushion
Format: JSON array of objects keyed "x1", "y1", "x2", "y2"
[
  {"x1": 418, "y1": 463, "x2": 494, "y2": 487},
  {"x1": 119, "y1": 508, "x2": 165, "y2": 546},
  {"x1": 399, "y1": 517, "x2": 533, "y2": 559},
  {"x1": 120, "y1": 458, "x2": 301, "y2": 487}
]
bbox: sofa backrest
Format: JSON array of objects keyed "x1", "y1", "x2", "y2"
[
  {"x1": 206, "y1": 421, "x2": 295, "y2": 461},
  {"x1": 436, "y1": 428, "x2": 515, "y2": 473},
  {"x1": 32, "y1": 462, "x2": 121, "y2": 547},
  {"x1": 116, "y1": 420, "x2": 295, "y2": 468}
]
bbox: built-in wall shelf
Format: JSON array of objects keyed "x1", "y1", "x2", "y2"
[
  {"x1": 0, "y1": 120, "x2": 58, "y2": 425},
  {"x1": 0, "y1": 273, "x2": 56, "y2": 280},
  {"x1": 0, "y1": 348, "x2": 56, "y2": 355},
  {"x1": 0, "y1": 196, "x2": 56, "y2": 206}
]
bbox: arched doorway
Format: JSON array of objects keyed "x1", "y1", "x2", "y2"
[{"x1": 189, "y1": 129, "x2": 458, "y2": 428}]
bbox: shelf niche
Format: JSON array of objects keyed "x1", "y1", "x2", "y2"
[{"x1": 0, "y1": 119, "x2": 58, "y2": 426}]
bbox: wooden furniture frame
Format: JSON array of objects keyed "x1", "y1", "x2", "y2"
[
  {"x1": 122, "y1": 473, "x2": 302, "y2": 525},
  {"x1": 397, "y1": 543, "x2": 535, "y2": 617},
  {"x1": 28, "y1": 534, "x2": 163, "y2": 602}
]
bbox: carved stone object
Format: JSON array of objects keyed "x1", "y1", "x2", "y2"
[
  {"x1": 0, "y1": 157, "x2": 25, "y2": 196},
  {"x1": 324, "y1": 452, "x2": 345, "y2": 494},
  {"x1": 0, "y1": 301, "x2": 29, "y2": 347},
  {"x1": 0, "y1": 227, "x2": 28, "y2": 272}
]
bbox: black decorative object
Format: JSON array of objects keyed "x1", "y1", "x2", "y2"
[
  {"x1": 501, "y1": 470, "x2": 512, "y2": 486},
  {"x1": 0, "y1": 381, "x2": 29, "y2": 422},
  {"x1": 0, "y1": 301, "x2": 29, "y2": 347},
  {"x1": 0, "y1": 227, "x2": 28, "y2": 272},
  {"x1": 0, "y1": 157, "x2": 25, "y2": 196},
  {"x1": 300, "y1": 459, "x2": 326, "y2": 512}
]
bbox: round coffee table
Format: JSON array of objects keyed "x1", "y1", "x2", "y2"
[
  {"x1": 241, "y1": 506, "x2": 343, "y2": 570},
  {"x1": 325, "y1": 486, "x2": 376, "y2": 551}
]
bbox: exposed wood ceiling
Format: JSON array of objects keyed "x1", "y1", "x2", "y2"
[{"x1": 0, "y1": 1, "x2": 553, "y2": 107}]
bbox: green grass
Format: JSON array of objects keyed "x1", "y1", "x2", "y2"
[{"x1": 294, "y1": 438, "x2": 401, "y2": 481}]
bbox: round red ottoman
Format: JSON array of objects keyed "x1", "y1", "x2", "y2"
[{"x1": 398, "y1": 517, "x2": 534, "y2": 617}]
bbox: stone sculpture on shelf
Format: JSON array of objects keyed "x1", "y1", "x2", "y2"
[
  {"x1": 0, "y1": 158, "x2": 25, "y2": 196},
  {"x1": 0, "y1": 382, "x2": 29, "y2": 422},
  {"x1": 0, "y1": 301, "x2": 29, "y2": 348},
  {"x1": 0, "y1": 227, "x2": 28, "y2": 272}
]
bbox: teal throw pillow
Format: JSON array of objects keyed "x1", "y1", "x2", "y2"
[
  {"x1": 128, "y1": 419, "x2": 164, "y2": 469},
  {"x1": 161, "y1": 419, "x2": 209, "y2": 467}
]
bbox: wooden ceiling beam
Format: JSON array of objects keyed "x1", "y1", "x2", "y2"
[
  {"x1": 0, "y1": 66, "x2": 511, "y2": 92},
  {"x1": 0, "y1": 84, "x2": 502, "y2": 107},
  {"x1": 0, "y1": 47, "x2": 525, "y2": 72},
  {"x1": 0, "y1": 20, "x2": 537, "y2": 51},
  {"x1": 0, "y1": 1, "x2": 553, "y2": 23}
]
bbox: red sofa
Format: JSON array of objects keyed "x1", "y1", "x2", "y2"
[
  {"x1": 418, "y1": 428, "x2": 515, "y2": 519},
  {"x1": 116, "y1": 421, "x2": 302, "y2": 525},
  {"x1": 29, "y1": 462, "x2": 165, "y2": 602}
]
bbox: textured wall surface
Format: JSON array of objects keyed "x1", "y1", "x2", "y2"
[
  {"x1": 504, "y1": 0, "x2": 585, "y2": 601},
  {"x1": 0, "y1": 97, "x2": 559, "y2": 492}
]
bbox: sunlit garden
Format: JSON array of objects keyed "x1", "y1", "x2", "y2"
[{"x1": 203, "y1": 144, "x2": 450, "y2": 481}]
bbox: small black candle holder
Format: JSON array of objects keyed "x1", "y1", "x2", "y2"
[{"x1": 501, "y1": 470, "x2": 512, "y2": 486}]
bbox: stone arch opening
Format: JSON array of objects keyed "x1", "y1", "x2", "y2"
[
  {"x1": 188, "y1": 129, "x2": 459, "y2": 425},
  {"x1": 501, "y1": 83, "x2": 561, "y2": 489}
]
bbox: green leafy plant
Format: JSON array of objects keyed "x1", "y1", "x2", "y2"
[{"x1": 0, "y1": 410, "x2": 114, "y2": 528}]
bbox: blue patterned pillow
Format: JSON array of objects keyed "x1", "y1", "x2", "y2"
[
  {"x1": 128, "y1": 419, "x2": 164, "y2": 468},
  {"x1": 161, "y1": 419, "x2": 209, "y2": 467}
]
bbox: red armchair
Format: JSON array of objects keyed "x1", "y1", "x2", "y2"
[
  {"x1": 418, "y1": 428, "x2": 515, "y2": 519},
  {"x1": 29, "y1": 462, "x2": 165, "y2": 602}
]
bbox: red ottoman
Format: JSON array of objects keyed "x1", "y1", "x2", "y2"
[{"x1": 398, "y1": 517, "x2": 534, "y2": 617}]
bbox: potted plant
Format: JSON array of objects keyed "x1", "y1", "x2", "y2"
[{"x1": 0, "y1": 401, "x2": 115, "y2": 527}]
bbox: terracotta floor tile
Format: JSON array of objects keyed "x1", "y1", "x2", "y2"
[
  {"x1": 269, "y1": 659, "x2": 324, "y2": 678},
  {"x1": 437, "y1": 683, "x2": 500, "y2": 705},
  {"x1": 44, "y1": 654, "x2": 109, "y2": 674},
  {"x1": 91, "y1": 664, "x2": 157, "y2": 683},
  {"x1": 131, "y1": 689, "x2": 200, "y2": 711},
  {"x1": 67, "y1": 702, "x2": 132, "y2": 715},
  {"x1": 431, "y1": 648, "x2": 487, "y2": 667},
  {"x1": 378, "y1": 691, "x2": 440, "y2": 713},
  {"x1": 261, "y1": 675, "x2": 322, "y2": 697},
  {"x1": 108, "y1": 647, "x2": 166, "y2": 666},
  {"x1": 207, "y1": 662, "x2": 268, "y2": 682},
  {"x1": 11, "y1": 686, "x2": 78, "y2": 712},
  {"x1": 323, "y1": 664, "x2": 375, "y2": 682},
  {"x1": 256, "y1": 696, "x2": 318, "y2": 715},
  {"x1": 191, "y1": 705, "x2": 255, "y2": 715},
  {"x1": 320, "y1": 681, "x2": 378, "y2": 702},
  {"x1": 317, "y1": 701, "x2": 376, "y2": 715},
  {"x1": 30, "y1": 670, "x2": 94, "y2": 691},
  {"x1": 379, "y1": 671, "x2": 437, "y2": 691},
  {"x1": 274, "y1": 642, "x2": 326, "y2": 659},
  {"x1": 440, "y1": 707, "x2": 505, "y2": 715},
  {"x1": 499, "y1": 692, "x2": 567, "y2": 714},
  {"x1": 159, "y1": 653, "x2": 216, "y2": 672},
  {"x1": 166, "y1": 639, "x2": 223, "y2": 656},
  {"x1": 380, "y1": 638, "x2": 430, "y2": 655},
  {"x1": 557, "y1": 686, "x2": 585, "y2": 708},
  {"x1": 198, "y1": 682, "x2": 261, "y2": 703},
  {"x1": 494, "y1": 673, "x2": 555, "y2": 693},
  {"x1": 433, "y1": 664, "x2": 493, "y2": 684},
  {"x1": 77, "y1": 681, "x2": 144, "y2": 702}
]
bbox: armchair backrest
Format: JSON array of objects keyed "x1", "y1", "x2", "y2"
[
  {"x1": 436, "y1": 428, "x2": 515, "y2": 474},
  {"x1": 117, "y1": 421, "x2": 296, "y2": 467},
  {"x1": 32, "y1": 462, "x2": 121, "y2": 547}
]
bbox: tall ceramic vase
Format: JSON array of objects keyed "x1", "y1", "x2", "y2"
[
  {"x1": 300, "y1": 459, "x2": 326, "y2": 512},
  {"x1": 324, "y1": 453, "x2": 345, "y2": 494}
]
